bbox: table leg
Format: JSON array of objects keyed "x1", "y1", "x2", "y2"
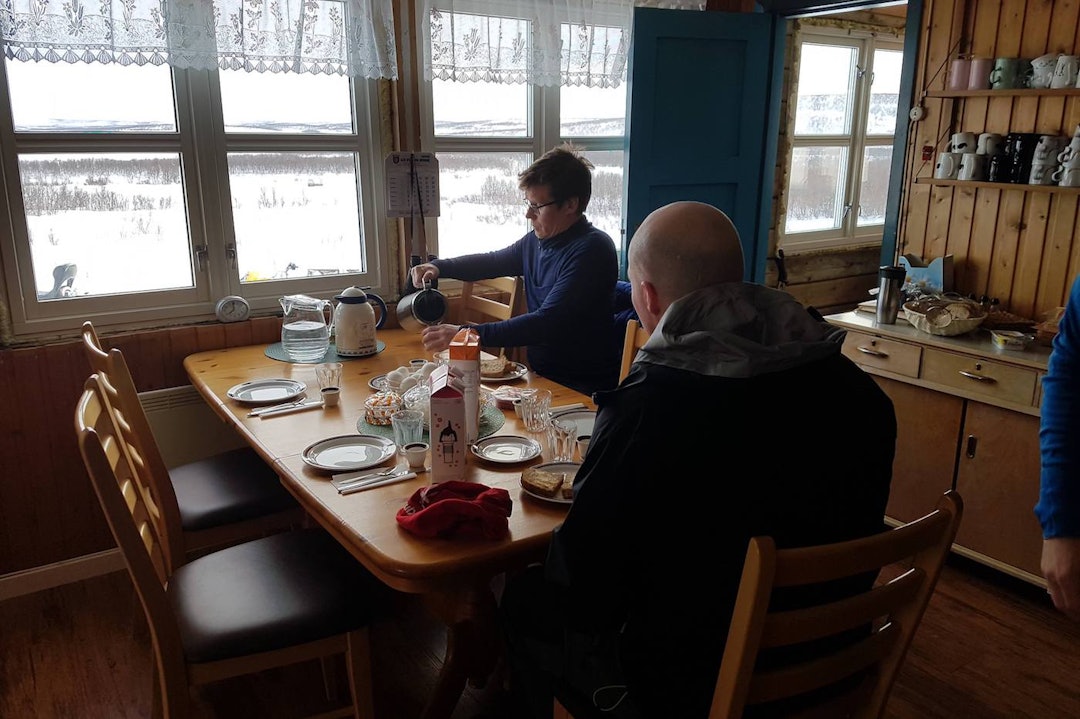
[{"x1": 420, "y1": 583, "x2": 502, "y2": 719}]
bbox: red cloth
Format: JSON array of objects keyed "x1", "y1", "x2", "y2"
[{"x1": 396, "y1": 481, "x2": 512, "y2": 540}]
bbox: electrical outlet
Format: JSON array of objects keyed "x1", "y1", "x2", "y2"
[{"x1": 922, "y1": 145, "x2": 934, "y2": 161}]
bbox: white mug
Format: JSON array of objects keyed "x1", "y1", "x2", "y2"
[
  {"x1": 1034, "y1": 135, "x2": 1068, "y2": 164},
  {"x1": 958, "y1": 153, "x2": 987, "y2": 181},
  {"x1": 935, "y1": 152, "x2": 962, "y2": 180},
  {"x1": 949, "y1": 132, "x2": 977, "y2": 154},
  {"x1": 1029, "y1": 163, "x2": 1056, "y2": 185},
  {"x1": 1030, "y1": 53, "x2": 1060, "y2": 89},
  {"x1": 977, "y1": 132, "x2": 1004, "y2": 155},
  {"x1": 1057, "y1": 167, "x2": 1080, "y2": 187},
  {"x1": 1051, "y1": 54, "x2": 1080, "y2": 89}
]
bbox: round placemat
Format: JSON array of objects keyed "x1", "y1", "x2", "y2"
[
  {"x1": 356, "y1": 403, "x2": 506, "y2": 441},
  {"x1": 265, "y1": 340, "x2": 386, "y2": 363}
]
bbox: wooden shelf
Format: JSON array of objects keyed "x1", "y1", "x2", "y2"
[
  {"x1": 914, "y1": 177, "x2": 1080, "y2": 194},
  {"x1": 926, "y1": 88, "x2": 1080, "y2": 98}
]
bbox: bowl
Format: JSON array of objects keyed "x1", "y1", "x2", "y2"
[
  {"x1": 902, "y1": 299, "x2": 987, "y2": 337},
  {"x1": 990, "y1": 329, "x2": 1035, "y2": 350}
]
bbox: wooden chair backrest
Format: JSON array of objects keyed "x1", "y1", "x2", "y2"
[
  {"x1": 80, "y1": 321, "x2": 184, "y2": 570},
  {"x1": 458, "y1": 275, "x2": 523, "y2": 324},
  {"x1": 75, "y1": 374, "x2": 186, "y2": 687},
  {"x1": 618, "y1": 319, "x2": 651, "y2": 382},
  {"x1": 709, "y1": 491, "x2": 963, "y2": 719}
]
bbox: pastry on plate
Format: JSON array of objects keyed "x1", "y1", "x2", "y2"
[{"x1": 521, "y1": 467, "x2": 565, "y2": 498}]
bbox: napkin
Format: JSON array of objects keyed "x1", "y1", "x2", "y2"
[{"x1": 396, "y1": 480, "x2": 512, "y2": 540}]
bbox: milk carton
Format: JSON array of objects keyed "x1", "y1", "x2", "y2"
[
  {"x1": 448, "y1": 326, "x2": 481, "y2": 443},
  {"x1": 428, "y1": 364, "x2": 467, "y2": 483}
]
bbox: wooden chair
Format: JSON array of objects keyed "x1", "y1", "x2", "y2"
[
  {"x1": 618, "y1": 318, "x2": 651, "y2": 382},
  {"x1": 555, "y1": 491, "x2": 963, "y2": 719},
  {"x1": 81, "y1": 321, "x2": 302, "y2": 560},
  {"x1": 76, "y1": 374, "x2": 381, "y2": 719},
  {"x1": 458, "y1": 276, "x2": 526, "y2": 363}
]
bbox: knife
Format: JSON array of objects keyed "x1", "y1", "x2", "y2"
[
  {"x1": 337, "y1": 471, "x2": 417, "y2": 495},
  {"x1": 254, "y1": 399, "x2": 324, "y2": 418}
]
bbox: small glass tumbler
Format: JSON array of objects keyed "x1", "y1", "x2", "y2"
[
  {"x1": 546, "y1": 419, "x2": 576, "y2": 462},
  {"x1": 315, "y1": 362, "x2": 343, "y2": 390},
  {"x1": 521, "y1": 388, "x2": 552, "y2": 433},
  {"x1": 391, "y1": 409, "x2": 425, "y2": 451}
]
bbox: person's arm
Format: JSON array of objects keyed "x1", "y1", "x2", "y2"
[
  {"x1": 431, "y1": 240, "x2": 525, "y2": 282},
  {"x1": 476, "y1": 238, "x2": 616, "y2": 349},
  {"x1": 1037, "y1": 278, "x2": 1080, "y2": 619}
]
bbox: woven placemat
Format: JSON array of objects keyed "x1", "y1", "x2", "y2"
[
  {"x1": 265, "y1": 340, "x2": 386, "y2": 364},
  {"x1": 356, "y1": 403, "x2": 506, "y2": 441}
]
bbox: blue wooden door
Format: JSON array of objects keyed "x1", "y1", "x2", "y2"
[{"x1": 623, "y1": 7, "x2": 785, "y2": 283}]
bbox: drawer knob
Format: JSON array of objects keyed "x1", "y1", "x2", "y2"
[
  {"x1": 958, "y1": 369, "x2": 997, "y2": 384},
  {"x1": 857, "y1": 346, "x2": 889, "y2": 357}
]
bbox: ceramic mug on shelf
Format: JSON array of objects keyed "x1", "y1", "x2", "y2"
[
  {"x1": 990, "y1": 57, "x2": 1031, "y2": 90},
  {"x1": 1030, "y1": 53, "x2": 1060, "y2": 89},
  {"x1": 934, "y1": 151, "x2": 962, "y2": 180},
  {"x1": 1034, "y1": 135, "x2": 1069, "y2": 165},
  {"x1": 1055, "y1": 167, "x2": 1080, "y2": 187},
  {"x1": 1051, "y1": 54, "x2": 1080, "y2": 89},
  {"x1": 957, "y1": 153, "x2": 987, "y2": 181},
  {"x1": 949, "y1": 132, "x2": 978, "y2": 153},
  {"x1": 968, "y1": 57, "x2": 994, "y2": 89},
  {"x1": 947, "y1": 58, "x2": 971, "y2": 91},
  {"x1": 1028, "y1": 163, "x2": 1056, "y2": 186},
  {"x1": 977, "y1": 132, "x2": 1005, "y2": 155}
]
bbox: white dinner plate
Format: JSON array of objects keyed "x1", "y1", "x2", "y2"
[
  {"x1": 301, "y1": 434, "x2": 397, "y2": 473},
  {"x1": 549, "y1": 408, "x2": 597, "y2": 438},
  {"x1": 519, "y1": 461, "x2": 580, "y2": 505},
  {"x1": 482, "y1": 361, "x2": 529, "y2": 382},
  {"x1": 471, "y1": 435, "x2": 542, "y2": 464},
  {"x1": 227, "y1": 378, "x2": 306, "y2": 405}
]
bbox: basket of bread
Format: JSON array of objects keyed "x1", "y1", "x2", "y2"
[{"x1": 902, "y1": 296, "x2": 987, "y2": 337}]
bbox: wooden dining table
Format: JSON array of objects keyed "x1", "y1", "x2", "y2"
[{"x1": 183, "y1": 329, "x2": 592, "y2": 719}]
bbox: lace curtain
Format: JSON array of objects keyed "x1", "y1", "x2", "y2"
[
  {"x1": 0, "y1": 0, "x2": 397, "y2": 79},
  {"x1": 423, "y1": 0, "x2": 703, "y2": 88}
]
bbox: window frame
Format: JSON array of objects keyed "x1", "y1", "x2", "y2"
[
  {"x1": 0, "y1": 60, "x2": 391, "y2": 340},
  {"x1": 780, "y1": 28, "x2": 903, "y2": 254},
  {"x1": 414, "y1": 2, "x2": 628, "y2": 270}
]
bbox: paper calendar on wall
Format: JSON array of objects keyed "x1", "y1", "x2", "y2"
[{"x1": 385, "y1": 152, "x2": 441, "y2": 218}]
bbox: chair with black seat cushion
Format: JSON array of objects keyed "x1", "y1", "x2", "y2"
[
  {"x1": 81, "y1": 321, "x2": 303, "y2": 559},
  {"x1": 76, "y1": 373, "x2": 383, "y2": 719},
  {"x1": 555, "y1": 491, "x2": 962, "y2": 719}
]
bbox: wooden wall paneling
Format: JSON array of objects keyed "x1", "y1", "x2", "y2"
[
  {"x1": 164, "y1": 325, "x2": 200, "y2": 387},
  {"x1": 134, "y1": 329, "x2": 171, "y2": 391},
  {"x1": 11, "y1": 347, "x2": 56, "y2": 572},
  {"x1": 252, "y1": 316, "x2": 283, "y2": 345},
  {"x1": 1036, "y1": 196, "x2": 1079, "y2": 315},
  {"x1": 1012, "y1": 192, "x2": 1051, "y2": 318},
  {"x1": 1017, "y1": 0, "x2": 1051, "y2": 59},
  {"x1": 195, "y1": 323, "x2": 227, "y2": 351},
  {"x1": 926, "y1": 186, "x2": 956, "y2": 261},
  {"x1": 988, "y1": 191, "x2": 1026, "y2": 305},
  {"x1": 945, "y1": 184, "x2": 977, "y2": 275},
  {"x1": 224, "y1": 320, "x2": 255, "y2": 348},
  {"x1": 0, "y1": 350, "x2": 23, "y2": 571},
  {"x1": 43, "y1": 342, "x2": 105, "y2": 555},
  {"x1": 965, "y1": 187, "x2": 1003, "y2": 295}
]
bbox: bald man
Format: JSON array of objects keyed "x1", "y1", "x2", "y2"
[{"x1": 499, "y1": 201, "x2": 897, "y2": 719}]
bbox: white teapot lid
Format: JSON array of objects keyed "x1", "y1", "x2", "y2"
[{"x1": 336, "y1": 286, "x2": 368, "y2": 303}]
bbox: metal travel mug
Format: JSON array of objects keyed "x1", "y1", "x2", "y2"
[{"x1": 876, "y1": 266, "x2": 906, "y2": 324}]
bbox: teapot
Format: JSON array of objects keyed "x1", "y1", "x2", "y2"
[
  {"x1": 333, "y1": 287, "x2": 387, "y2": 357},
  {"x1": 280, "y1": 294, "x2": 332, "y2": 362}
]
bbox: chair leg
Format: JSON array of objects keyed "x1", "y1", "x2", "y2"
[
  {"x1": 322, "y1": 654, "x2": 340, "y2": 702},
  {"x1": 345, "y1": 628, "x2": 375, "y2": 719}
]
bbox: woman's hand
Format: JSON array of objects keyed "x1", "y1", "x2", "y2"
[
  {"x1": 420, "y1": 323, "x2": 462, "y2": 352},
  {"x1": 410, "y1": 263, "x2": 440, "y2": 287},
  {"x1": 1042, "y1": 537, "x2": 1080, "y2": 620}
]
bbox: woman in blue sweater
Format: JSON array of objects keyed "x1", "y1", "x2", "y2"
[
  {"x1": 410, "y1": 145, "x2": 621, "y2": 395},
  {"x1": 1037, "y1": 275, "x2": 1080, "y2": 620}
]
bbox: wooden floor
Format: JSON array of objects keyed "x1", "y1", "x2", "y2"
[{"x1": 2, "y1": 555, "x2": 1079, "y2": 719}]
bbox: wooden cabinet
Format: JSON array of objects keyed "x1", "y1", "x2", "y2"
[{"x1": 830, "y1": 311, "x2": 1050, "y2": 586}]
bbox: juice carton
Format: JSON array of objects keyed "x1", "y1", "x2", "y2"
[
  {"x1": 448, "y1": 326, "x2": 481, "y2": 443},
  {"x1": 428, "y1": 364, "x2": 467, "y2": 483}
]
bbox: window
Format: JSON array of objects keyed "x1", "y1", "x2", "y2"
[
  {"x1": 0, "y1": 58, "x2": 388, "y2": 337},
  {"x1": 781, "y1": 31, "x2": 902, "y2": 252},
  {"x1": 420, "y1": 10, "x2": 627, "y2": 262}
]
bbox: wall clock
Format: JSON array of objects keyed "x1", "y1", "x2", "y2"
[{"x1": 214, "y1": 295, "x2": 251, "y2": 323}]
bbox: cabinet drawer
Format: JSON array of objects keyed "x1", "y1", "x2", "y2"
[
  {"x1": 841, "y1": 332, "x2": 921, "y2": 377},
  {"x1": 921, "y1": 348, "x2": 1037, "y2": 405}
]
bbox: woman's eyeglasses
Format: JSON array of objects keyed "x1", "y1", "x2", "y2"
[{"x1": 523, "y1": 199, "x2": 558, "y2": 211}]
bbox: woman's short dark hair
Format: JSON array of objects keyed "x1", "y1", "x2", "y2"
[{"x1": 517, "y1": 143, "x2": 594, "y2": 213}]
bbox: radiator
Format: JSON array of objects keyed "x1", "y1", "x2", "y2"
[{"x1": 139, "y1": 385, "x2": 247, "y2": 469}]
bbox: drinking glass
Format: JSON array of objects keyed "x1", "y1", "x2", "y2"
[
  {"x1": 546, "y1": 419, "x2": 576, "y2": 462},
  {"x1": 391, "y1": 409, "x2": 425, "y2": 450},
  {"x1": 315, "y1": 362, "x2": 343, "y2": 390},
  {"x1": 521, "y1": 388, "x2": 552, "y2": 433}
]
